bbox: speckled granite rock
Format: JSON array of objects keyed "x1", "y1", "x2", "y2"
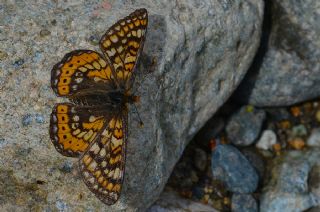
[
  {"x1": 260, "y1": 149, "x2": 320, "y2": 212},
  {"x1": 235, "y1": 0, "x2": 320, "y2": 106},
  {"x1": 0, "y1": 0, "x2": 263, "y2": 211},
  {"x1": 147, "y1": 190, "x2": 218, "y2": 212}
]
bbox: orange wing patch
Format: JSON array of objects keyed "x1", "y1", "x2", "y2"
[
  {"x1": 100, "y1": 8, "x2": 148, "y2": 83},
  {"x1": 50, "y1": 103, "x2": 107, "y2": 157},
  {"x1": 79, "y1": 117, "x2": 126, "y2": 205},
  {"x1": 51, "y1": 50, "x2": 114, "y2": 97}
]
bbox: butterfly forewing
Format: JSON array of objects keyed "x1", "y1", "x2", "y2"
[
  {"x1": 51, "y1": 50, "x2": 114, "y2": 97},
  {"x1": 79, "y1": 116, "x2": 127, "y2": 205},
  {"x1": 99, "y1": 8, "x2": 148, "y2": 86}
]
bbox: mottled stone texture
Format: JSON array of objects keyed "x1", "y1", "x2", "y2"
[
  {"x1": 235, "y1": 0, "x2": 320, "y2": 106},
  {"x1": 0, "y1": 0, "x2": 263, "y2": 211},
  {"x1": 147, "y1": 190, "x2": 218, "y2": 212},
  {"x1": 260, "y1": 149, "x2": 320, "y2": 212}
]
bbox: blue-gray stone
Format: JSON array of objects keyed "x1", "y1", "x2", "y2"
[
  {"x1": 211, "y1": 145, "x2": 259, "y2": 193},
  {"x1": 226, "y1": 106, "x2": 266, "y2": 146},
  {"x1": 35, "y1": 114, "x2": 45, "y2": 124},
  {"x1": 22, "y1": 114, "x2": 33, "y2": 126},
  {"x1": 232, "y1": 194, "x2": 258, "y2": 212},
  {"x1": 260, "y1": 149, "x2": 320, "y2": 212}
]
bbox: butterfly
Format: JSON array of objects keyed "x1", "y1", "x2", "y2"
[{"x1": 49, "y1": 8, "x2": 148, "y2": 205}]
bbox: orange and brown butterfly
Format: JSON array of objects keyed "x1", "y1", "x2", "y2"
[{"x1": 49, "y1": 8, "x2": 148, "y2": 205}]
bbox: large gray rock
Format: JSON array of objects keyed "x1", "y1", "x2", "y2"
[
  {"x1": 235, "y1": 0, "x2": 320, "y2": 106},
  {"x1": 0, "y1": 0, "x2": 263, "y2": 211}
]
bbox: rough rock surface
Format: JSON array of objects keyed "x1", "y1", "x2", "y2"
[
  {"x1": 235, "y1": 0, "x2": 320, "y2": 106},
  {"x1": 231, "y1": 194, "x2": 258, "y2": 212},
  {"x1": 260, "y1": 149, "x2": 320, "y2": 212},
  {"x1": 147, "y1": 190, "x2": 218, "y2": 212},
  {"x1": 0, "y1": 0, "x2": 263, "y2": 211}
]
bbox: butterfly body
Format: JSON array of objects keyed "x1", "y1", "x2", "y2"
[{"x1": 49, "y1": 8, "x2": 148, "y2": 205}]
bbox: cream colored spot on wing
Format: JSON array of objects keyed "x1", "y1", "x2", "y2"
[
  {"x1": 85, "y1": 64, "x2": 94, "y2": 69},
  {"x1": 72, "y1": 129, "x2": 81, "y2": 136},
  {"x1": 124, "y1": 56, "x2": 136, "y2": 63},
  {"x1": 113, "y1": 168, "x2": 121, "y2": 179},
  {"x1": 99, "y1": 148, "x2": 106, "y2": 157},
  {"x1": 77, "y1": 131, "x2": 86, "y2": 138},
  {"x1": 88, "y1": 177, "x2": 95, "y2": 184},
  {"x1": 99, "y1": 59, "x2": 107, "y2": 68},
  {"x1": 103, "y1": 39, "x2": 111, "y2": 48},
  {"x1": 107, "y1": 170, "x2": 114, "y2": 178},
  {"x1": 88, "y1": 161, "x2": 97, "y2": 172},
  {"x1": 107, "y1": 48, "x2": 116, "y2": 57},
  {"x1": 92, "y1": 61, "x2": 100, "y2": 69},
  {"x1": 117, "y1": 46, "x2": 123, "y2": 53},
  {"x1": 73, "y1": 115, "x2": 79, "y2": 122},
  {"x1": 75, "y1": 77, "x2": 83, "y2": 83},
  {"x1": 78, "y1": 67, "x2": 87, "y2": 72},
  {"x1": 84, "y1": 130, "x2": 93, "y2": 141},
  {"x1": 83, "y1": 155, "x2": 92, "y2": 166},
  {"x1": 94, "y1": 77, "x2": 102, "y2": 82},
  {"x1": 89, "y1": 132, "x2": 97, "y2": 142},
  {"x1": 122, "y1": 38, "x2": 127, "y2": 44},
  {"x1": 89, "y1": 116, "x2": 97, "y2": 122},
  {"x1": 91, "y1": 143, "x2": 100, "y2": 154},
  {"x1": 110, "y1": 35, "x2": 118, "y2": 43},
  {"x1": 137, "y1": 29, "x2": 142, "y2": 38}
]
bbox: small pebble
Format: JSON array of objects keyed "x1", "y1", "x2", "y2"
[
  {"x1": 307, "y1": 128, "x2": 320, "y2": 147},
  {"x1": 291, "y1": 124, "x2": 307, "y2": 137},
  {"x1": 59, "y1": 160, "x2": 74, "y2": 173},
  {"x1": 255, "y1": 130, "x2": 277, "y2": 150},
  {"x1": 278, "y1": 120, "x2": 291, "y2": 129},
  {"x1": 35, "y1": 114, "x2": 45, "y2": 124},
  {"x1": 13, "y1": 58, "x2": 24, "y2": 68},
  {"x1": 290, "y1": 106, "x2": 301, "y2": 117},
  {"x1": 211, "y1": 145, "x2": 259, "y2": 193},
  {"x1": 272, "y1": 143, "x2": 282, "y2": 152},
  {"x1": 226, "y1": 106, "x2": 266, "y2": 146},
  {"x1": 288, "y1": 138, "x2": 305, "y2": 150},
  {"x1": 40, "y1": 29, "x2": 51, "y2": 37},
  {"x1": 56, "y1": 199, "x2": 68, "y2": 211},
  {"x1": 22, "y1": 114, "x2": 33, "y2": 126}
]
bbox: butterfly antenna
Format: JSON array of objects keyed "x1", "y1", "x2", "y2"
[{"x1": 133, "y1": 103, "x2": 144, "y2": 127}]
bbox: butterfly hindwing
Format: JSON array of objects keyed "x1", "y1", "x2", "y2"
[
  {"x1": 50, "y1": 103, "x2": 108, "y2": 157},
  {"x1": 51, "y1": 50, "x2": 115, "y2": 97},
  {"x1": 79, "y1": 116, "x2": 127, "y2": 205},
  {"x1": 99, "y1": 8, "x2": 148, "y2": 85}
]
